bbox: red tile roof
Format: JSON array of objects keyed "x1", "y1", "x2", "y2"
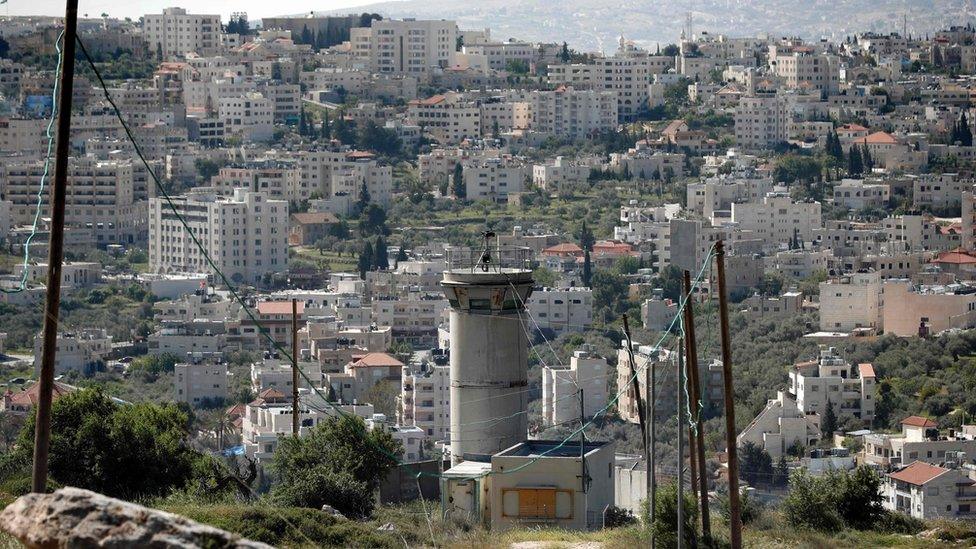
[
  {"x1": 901, "y1": 415, "x2": 938, "y2": 428},
  {"x1": 888, "y1": 461, "x2": 949, "y2": 486},
  {"x1": 858, "y1": 363, "x2": 876, "y2": 378},
  {"x1": 5, "y1": 381, "x2": 75, "y2": 409},
  {"x1": 932, "y1": 248, "x2": 976, "y2": 265},
  {"x1": 542, "y1": 243, "x2": 584, "y2": 256},
  {"x1": 350, "y1": 352, "x2": 404, "y2": 369},
  {"x1": 257, "y1": 301, "x2": 305, "y2": 316},
  {"x1": 291, "y1": 212, "x2": 339, "y2": 225},
  {"x1": 855, "y1": 131, "x2": 899, "y2": 145}
]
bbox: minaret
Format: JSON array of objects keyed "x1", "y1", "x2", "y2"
[{"x1": 441, "y1": 232, "x2": 534, "y2": 464}]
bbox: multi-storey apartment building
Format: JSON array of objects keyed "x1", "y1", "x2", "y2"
[
  {"x1": 400, "y1": 361, "x2": 451, "y2": 440},
  {"x1": 734, "y1": 92, "x2": 790, "y2": 150},
  {"x1": 541, "y1": 347, "x2": 609, "y2": 427},
  {"x1": 526, "y1": 287, "x2": 594, "y2": 335},
  {"x1": 0, "y1": 157, "x2": 146, "y2": 246},
  {"x1": 462, "y1": 156, "x2": 529, "y2": 203},
  {"x1": 33, "y1": 329, "x2": 113, "y2": 376},
  {"x1": 351, "y1": 19, "x2": 458, "y2": 75},
  {"x1": 174, "y1": 355, "x2": 227, "y2": 406},
  {"x1": 865, "y1": 418, "x2": 976, "y2": 470},
  {"x1": 788, "y1": 347, "x2": 876, "y2": 426},
  {"x1": 148, "y1": 188, "x2": 287, "y2": 285},
  {"x1": 371, "y1": 293, "x2": 449, "y2": 347},
  {"x1": 297, "y1": 149, "x2": 393, "y2": 208},
  {"x1": 730, "y1": 192, "x2": 822, "y2": 250},
  {"x1": 218, "y1": 92, "x2": 273, "y2": 142},
  {"x1": 819, "y1": 271, "x2": 883, "y2": 332},
  {"x1": 769, "y1": 48, "x2": 840, "y2": 97},
  {"x1": 143, "y1": 7, "x2": 221, "y2": 58},
  {"x1": 527, "y1": 87, "x2": 618, "y2": 139},
  {"x1": 407, "y1": 92, "x2": 481, "y2": 143}
]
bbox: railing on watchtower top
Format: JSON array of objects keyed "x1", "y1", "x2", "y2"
[{"x1": 444, "y1": 245, "x2": 532, "y2": 274}]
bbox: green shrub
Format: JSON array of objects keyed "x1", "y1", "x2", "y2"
[
  {"x1": 782, "y1": 467, "x2": 884, "y2": 532},
  {"x1": 272, "y1": 467, "x2": 374, "y2": 519},
  {"x1": 164, "y1": 504, "x2": 400, "y2": 548},
  {"x1": 873, "y1": 509, "x2": 926, "y2": 535},
  {"x1": 641, "y1": 482, "x2": 698, "y2": 547}
]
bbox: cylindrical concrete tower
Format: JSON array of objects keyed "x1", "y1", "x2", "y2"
[{"x1": 442, "y1": 236, "x2": 534, "y2": 464}]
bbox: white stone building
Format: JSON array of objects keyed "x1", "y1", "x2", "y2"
[
  {"x1": 218, "y1": 93, "x2": 273, "y2": 142},
  {"x1": 148, "y1": 188, "x2": 287, "y2": 285},
  {"x1": 351, "y1": 19, "x2": 458, "y2": 75},
  {"x1": 734, "y1": 93, "x2": 790, "y2": 150},
  {"x1": 882, "y1": 461, "x2": 976, "y2": 520},
  {"x1": 33, "y1": 329, "x2": 113, "y2": 375},
  {"x1": 143, "y1": 7, "x2": 221, "y2": 58},
  {"x1": 400, "y1": 362, "x2": 451, "y2": 440},
  {"x1": 737, "y1": 390, "x2": 821, "y2": 459},
  {"x1": 818, "y1": 271, "x2": 882, "y2": 332},
  {"x1": 174, "y1": 355, "x2": 227, "y2": 406},
  {"x1": 526, "y1": 287, "x2": 593, "y2": 334},
  {"x1": 541, "y1": 346, "x2": 609, "y2": 427},
  {"x1": 730, "y1": 192, "x2": 822, "y2": 250},
  {"x1": 788, "y1": 347, "x2": 876, "y2": 426}
]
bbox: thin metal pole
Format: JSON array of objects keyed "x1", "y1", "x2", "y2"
[
  {"x1": 677, "y1": 340, "x2": 685, "y2": 549},
  {"x1": 683, "y1": 270, "x2": 712, "y2": 542},
  {"x1": 31, "y1": 0, "x2": 78, "y2": 494},
  {"x1": 716, "y1": 240, "x2": 742, "y2": 548},
  {"x1": 292, "y1": 298, "x2": 299, "y2": 437}
]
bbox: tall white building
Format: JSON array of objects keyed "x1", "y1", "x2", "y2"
[
  {"x1": 351, "y1": 19, "x2": 458, "y2": 75},
  {"x1": 526, "y1": 287, "x2": 593, "y2": 334},
  {"x1": 174, "y1": 355, "x2": 227, "y2": 406},
  {"x1": 143, "y1": 7, "x2": 221, "y2": 58},
  {"x1": 819, "y1": 271, "x2": 883, "y2": 332},
  {"x1": 148, "y1": 188, "x2": 287, "y2": 285},
  {"x1": 462, "y1": 156, "x2": 529, "y2": 203},
  {"x1": 730, "y1": 192, "x2": 822, "y2": 250},
  {"x1": 541, "y1": 347, "x2": 609, "y2": 427},
  {"x1": 788, "y1": 347, "x2": 876, "y2": 427},
  {"x1": 400, "y1": 362, "x2": 451, "y2": 440},
  {"x1": 0, "y1": 157, "x2": 146, "y2": 246},
  {"x1": 218, "y1": 93, "x2": 274, "y2": 142},
  {"x1": 734, "y1": 93, "x2": 790, "y2": 150}
]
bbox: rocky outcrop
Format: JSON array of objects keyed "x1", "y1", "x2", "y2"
[{"x1": 0, "y1": 487, "x2": 273, "y2": 548}]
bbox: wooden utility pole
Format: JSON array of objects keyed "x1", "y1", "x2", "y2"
[
  {"x1": 291, "y1": 298, "x2": 300, "y2": 437},
  {"x1": 31, "y1": 0, "x2": 79, "y2": 494},
  {"x1": 621, "y1": 315, "x2": 646, "y2": 443},
  {"x1": 684, "y1": 270, "x2": 712, "y2": 541},
  {"x1": 716, "y1": 240, "x2": 742, "y2": 548},
  {"x1": 676, "y1": 341, "x2": 685, "y2": 549},
  {"x1": 649, "y1": 348, "x2": 657, "y2": 549},
  {"x1": 645, "y1": 361, "x2": 654, "y2": 548}
]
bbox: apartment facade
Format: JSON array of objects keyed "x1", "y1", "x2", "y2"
[
  {"x1": 541, "y1": 347, "x2": 609, "y2": 427},
  {"x1": 526, "y1": 287, "x2": 594, "y2": 334},
  {"x1": 788, "y1": 347, "x2": 876, "y2": 426},
  {"x1": 174, "y1": 356, "x2": 227, "y2": 406},
  {"x1": 143, "y1": 7, "x2": 221, "y2": 58},
  {"x1": 148, "y1": 188, "x2": 287, "y2": 285}
]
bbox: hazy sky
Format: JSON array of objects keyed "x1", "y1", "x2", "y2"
[{"x1": 1, "y1": 0, "x2": 389, "y2": 21}]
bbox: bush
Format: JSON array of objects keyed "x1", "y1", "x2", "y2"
[
  {"x1": 164, "y1": 504, "x2": 400, "y2": 548},
  {"x1": 716, "y1": 488, "x2": 764, "y2": 526},
  {"x1": 782, "y1": 467, "x2": 884, "y2": 532},
  {"x1": 642, "y1": 483, "x2": 698, "y2": 547},
  {"x1": 873, "y1": 509, "x2": 926, "y2": 535},
  {"x1": 603, "y1": 505, "x2": 637, "y2": 527},
  {"x1": 272, "y1": 467, "x2": 374, "y2": 519}
]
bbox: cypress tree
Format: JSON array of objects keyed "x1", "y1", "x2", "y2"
[
  {"x1": 451, "y1": 162, "x2": 465, "y2": 199},
  {"x1": 374, "y1": 236, "x2": 389, "y2": 270},
  {"x1": 961, "y1": 111, "x2": 973, "y2": 146},
  {"x1": 582, "y1": 250, "x2": 592, "y2": 287},
  {"x1": 848, "y1": 146, "x2": 863, "y2": 176},
  {"x1": 357, "y1": 241, "x2": 374, "y2": 279}
]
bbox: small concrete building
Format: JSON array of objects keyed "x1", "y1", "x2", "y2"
[
  {"x1": 442, "y1": 440, "x2": 615, "y2": 531},
  {"x1": 174, "y1": 355, "x2": 228, "y2": 406}
]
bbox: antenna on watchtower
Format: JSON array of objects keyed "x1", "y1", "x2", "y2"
[{"x1": 479, "y1": 230, "x2": 497, "y2": 272}]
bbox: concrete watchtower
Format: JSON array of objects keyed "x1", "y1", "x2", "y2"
[{"x1": 442, "y1": 232, "x2": 534, "y2": 464}]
